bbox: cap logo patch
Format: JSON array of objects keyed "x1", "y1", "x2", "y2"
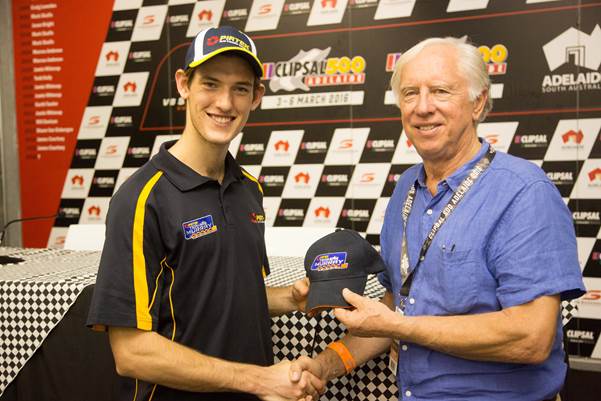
[
  {"x1": 250, "y1": 212, "x2": 265, "y2": 223},
  {"x1": 311, "y1": 252, "x2": 348, "y2": 271},
  {"x1": 206, "y1": 35, "x2": 219, "y2": 46},
  {"x1": 182, "y1": 215, "x2": 217, "y2": 240}
]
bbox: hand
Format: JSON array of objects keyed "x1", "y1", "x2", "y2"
[
  {"x1": 257, "y1": 359, "x2": 323, "y2": 401},
  {"x1": 291, "y1": 278, "x2": 310, "y2": 314},
  {"x1": 334, "y1": 288, "x2": 398, "y2": 337}
]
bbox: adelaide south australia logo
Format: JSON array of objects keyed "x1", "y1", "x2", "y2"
[
  {"x1": 311, "y1": 252, "x2": 349, "y2": 271},
  {"x1": 182, "y1": 215, "x2": 217, "y2": 240}
]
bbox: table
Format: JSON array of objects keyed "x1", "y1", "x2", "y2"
[{"x1": 0, "y1": 248, "x2": 397, "y2": 400}]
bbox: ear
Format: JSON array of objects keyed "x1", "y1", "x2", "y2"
[
  {"x1": 175, "y1": 69, "x2": 190, "y2": 100},
  {"x1": 251, "y1": 83, "x2": 266, "y2": 111},
  {"x1": 472, "y1": 89, "x2": 488, "y2": 122}
]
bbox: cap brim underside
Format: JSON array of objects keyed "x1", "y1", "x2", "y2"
[{"x1": 306, "y1": 276, "x2": 367, "y2": 314}]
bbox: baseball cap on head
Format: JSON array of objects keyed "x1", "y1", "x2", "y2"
[
  {"x1": 304, "y1": 229, "x2": 386, "y2": 315},
  {"x1": 183, "y1": 25, "x2": 263, "y2": 78}
]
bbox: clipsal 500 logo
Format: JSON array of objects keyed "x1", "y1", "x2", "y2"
[
  {"x1": 263, "y1": 48, "x2": 366, "y2": 92},
  {"x1": 542, "y1": 25, "x2": 601, "y2": 93},
  {"x1": 478, "y1": 44, "x2": 508, "y2": 75}
]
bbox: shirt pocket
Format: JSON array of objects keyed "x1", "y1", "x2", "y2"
[{"x1": 430, "y1": 247, "x2": 479, "y2": 315}]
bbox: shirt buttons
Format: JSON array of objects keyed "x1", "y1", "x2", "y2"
[
  {"x1": 405, "y1": 390, "x2": 412, "y2": 397},
  {"x1": 409, "y1": 298, "x2": 415, "y2": 304},
  {"x1": 401, "y1": 344, "x2": 408, "y2": 351},
  {"x1": 426, "y1": 209, "x2": 433, "y2": 215}
]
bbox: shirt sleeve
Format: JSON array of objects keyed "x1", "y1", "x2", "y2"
[
  {"x1": 87, "y1": 174, "x2": 166, "y2": 331},
  {"x1": 487, "y1": 180, "x2": 586, "y2": 308}
]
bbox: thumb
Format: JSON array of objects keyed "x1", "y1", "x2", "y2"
[
  {"x1": 341, "y1": 288, "x2": 363, "y2": 307},
  {"x1": 289, "y1": 360, "x2": 302, "y2": 382}
]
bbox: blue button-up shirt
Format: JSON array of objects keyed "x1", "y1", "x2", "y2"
[{"x1": 379, "y1": 140, "x2": 585, "y2": 401}]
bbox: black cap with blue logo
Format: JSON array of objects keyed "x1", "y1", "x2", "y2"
[{"x1": 304, "y1": 229, "x2": 386, "y2": 314}]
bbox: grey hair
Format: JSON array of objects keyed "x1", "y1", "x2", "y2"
[{"x1": 390, "y1": 37, "x2": 492, "y2": 123}]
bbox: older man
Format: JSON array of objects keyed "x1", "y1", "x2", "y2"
[{"x1": 294, "y1": 37, "x2": 585, "y2": 401}]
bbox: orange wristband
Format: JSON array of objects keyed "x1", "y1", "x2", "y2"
[{"x1": 327, "y1": 341, "x2": 356, "y2": 374}]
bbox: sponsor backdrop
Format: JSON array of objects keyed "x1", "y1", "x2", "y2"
[{"x1": 13, "y1": 1, "x2": 601, "y2": 358}]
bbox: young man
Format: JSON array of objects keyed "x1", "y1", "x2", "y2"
[
  {"x1": 87, "y1": 26, "x2": 323, "y2": 401},
  {"x1": 292, "y1": 37, "x2": 585, "y2": 401}
]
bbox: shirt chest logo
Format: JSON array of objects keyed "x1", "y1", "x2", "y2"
[
  {"x1": 250, "y1": 212, "x2": 265, "y2": 223},
  {"x1": 182, "y1": 215, "x2": 217, "y2": 240}
]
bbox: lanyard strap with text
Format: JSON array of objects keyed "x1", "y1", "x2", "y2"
[{"x1": 399, "y1": 146, "x2": 496, "y2": 300}]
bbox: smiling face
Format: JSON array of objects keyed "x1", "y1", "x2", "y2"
[
  {"x1": 397, "y1": 44, "x2": 486, "y2": 167},
  {"x1": 175, "y1": 53, "x2": 264, "y2": 150}
]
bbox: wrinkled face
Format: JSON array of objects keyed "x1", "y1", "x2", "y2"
[
  {"x1": 397, "y1": 44, "x2": 485, "y2": 165},
  {"x1": 176, "y1": 54, "x2": 264, "y2": 148}
]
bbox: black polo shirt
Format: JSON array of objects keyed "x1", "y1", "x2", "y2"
[{"x1": 87, "y1": 140, "x2": 272, "y2": 401}]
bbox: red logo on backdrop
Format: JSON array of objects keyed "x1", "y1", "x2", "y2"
[
  {"x1": 583, "y1": 290, "x2": 601, "y2": 301},
  {"x1": 339, "y1": 139, "x2": 353, "y2": 149},
  {"x1": 143, "y1": 15, "x2": 155, "y2": 25},
  {"x1": 123, "y1": 82, "x2": 137, "y2": 92},
  {"x1": 71, "y1": 175, "x2": 84, "y2": 186},
  {"x1": 198, "y1": 9, "x2": 213, "y2": 21},
  {"x1": 88, "y1": 206, "x2": 101, "y2": 216},
  {"x1": 274, "y1": 140, "x2": 290, "y2": 152},
  {"x1": 360, "y1": 173, "x2": 375, "y2": 183},
  {"x1": 485, "y1": 134, "x2": 499, "y2": 145},
  {"x1": 259, "y1": 4, "x2": 272, "y2": 14},
  {"x1": 295, "y1": 172, "x2": 310, "y2": 184},
  {"x1": 88, "y1": 116, "x2": 100, "y2": 125},
  {"x1": 105, "y1": 51, "x2": 119, "y2": 61},
  {"x1": 206, "y1": 35, "x2": 219, "y2": 46},
  {"x1": 588, "y1": 168, "x2": 601, "y2": 182},
  {"x1": 105, "y1": 145, "x2": 118, "y2": 155},
  {"x1": 321, "y1": 0, "x2": 337, "y2": 8},
  {"x1": 314, "y1": 206, "x2": 331, "y2": 218},
  {"x1": 406, "y1": 139, "x2": 413, "y2": 148},
  {"x1": 562, "y1": 129, "x2": 584, "y2": 144}
]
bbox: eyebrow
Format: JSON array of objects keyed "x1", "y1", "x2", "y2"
[{"x1": 200, "y1": 75, "x2": 254, "y2": 87}]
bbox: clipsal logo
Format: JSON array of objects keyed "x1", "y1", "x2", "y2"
[
  {"x1": 88, "y1": 115, "x2": 101, "y2": 125},
  {"x1": 88, "y1": 205, "x2": 101, "y2": 216},
  {"x1": 321, "y1": 174, "x2": 348, "y2": 183},
  {"x1": 566, "y1": 330, "x2": 595, "y2": 340},
  {"x1": 295, "y1": 172, "x2": 310, "y2": 184},
  {"x1": 123, "y1": 81, "x2": 137, "y2": 93},
  {"x1": 76, "y1": 148, "x2": 97, "y2": 157},
  {"x1": 478, "y1": 44, "x2": 508, "y2": 75},
  {"x1": 129, "y1": 51, "x2": 151, "y2": 62},
  {"x1": 111, "y1": 116, "x2": 133, "y2": 125},
  {"x1": 278, "y1": 208, "x2": 305, "y2": 217},
  {"x1": 514, "y1": 134, "x2": 547, "y2": 145},
  {"x1": 274, "y1": 140, "x2": 290, "y2": 152},
  {"x1": 360, "y1": 173, "x2": 375, "y2": 183},
  {"x1": 71, "y1": 175, "x2": 84, "y2": 186},
  {"x1": 239, "y1": 143, "x2": 265, "y2": 153},
  {"x1": 169, "y1": 14, "x2": 189, "y2": 24},
  {"x1": 588, "y1": 168, "x2": 601, "y2": 182},
  {"x1": 93, "y1": 85, "x2": 115, "y2": 95},
  {"x1": 223, "y1": 8, "x2": 248, "y2": 18},
  {"x1": 593, "y1": 251, "x2": 601, "y2": 261},
  {"x1": 385, "y1": 53, "x2": 402, "y2": 72},
  {"x1": 572, "y1": 211, "x2": 600, "y2": 222},
  {"x1": 198, "y1": 9, "x2": 213, "y2": 21},
  {"x1": 388, "y1": 173, "x2": 401, "y2": 183},
  {"x1": 284, "y1": 2, "x2": 311, "y2": 13},
  {"x1": 93, "y1": 177, "x2": 115, "y2": 186},
  {"x1": 105, "y1": 51, "x2": 119, "y2": 62},
  {"x1": 265, "y1": 48, "x2": 366, "y2": 92},
  {"x1": 111, "y1": 19, "x2": 134, "y2": 30},
  {"x1": 542, "y1": 25, "x2": 601, "y2": 93},
  {"x1": 366, "y1": 139, "x2": 395, "y2": 150},
  {"x1": 259, "y1": 175, "x2": 285, "y2": 184},
  {"x1": 301, "y1": 141, "x2": 327, "y2": 151},
  {"x1": 127, "y1": 146, "x2": 150, "y2": 157},
  {"x1": 546, "y1": 171, "x2": 573, "y2": 182},
  {"x1": 562, "y1": 129, "x2": 584, "y2": 144},
  {"x1": 341, "y1": 209, "x2": 369, "y2": 218},
  {"x1": 60, "y1": 207, "x2": 80, "y2": 218},
  {"x1": 104, "y1": 145, "x2": 118, "y2": 156},
  {"x1": 314, "y1": 206, "x2": 331, "y2": 218}
]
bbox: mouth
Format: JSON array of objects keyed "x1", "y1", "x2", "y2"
[
  {"x1": 414, "y1": 124, "x2": 441, "y2": 133},
  {"x1": 207, "y1": 112, "x2": 235, "y2": 125}
]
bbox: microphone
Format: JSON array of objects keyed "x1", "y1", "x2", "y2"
[{"x1": 0, "y1": 213, "x2": 60, "y2": 265}]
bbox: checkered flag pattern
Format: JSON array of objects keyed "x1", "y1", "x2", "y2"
[
  {"x1": 0, "y1": 248, "x2": 100, "y2": 397},
  {"x1": 562, "y1": 300, "x2": 578, "y2": 327}
]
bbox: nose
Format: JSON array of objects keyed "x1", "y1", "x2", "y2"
[
  {"x1": 214, "y1": 88, "x2": 234, "y2": 111},
  {"x1": 415, "y1": 90, "x2": 434, "y2": 116}
]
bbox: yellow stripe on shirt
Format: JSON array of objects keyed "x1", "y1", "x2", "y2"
[
  {"x1": 241, "y1": 169, "x2": 263, "y2": 195},
  {"x1": 133, "y1": 171, "x2": 163, "y2": 330}
]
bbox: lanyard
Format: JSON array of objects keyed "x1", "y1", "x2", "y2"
[{"x1": 398, "y1": 146, "x2": 496, "y2": 304}]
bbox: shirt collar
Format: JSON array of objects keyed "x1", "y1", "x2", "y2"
[
  {"x1": 151, "y1": 140, "x2": 243, "y2": 191},
  {"x1": 415, "y1": 138, "x2": 490, "y2": 192}
]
